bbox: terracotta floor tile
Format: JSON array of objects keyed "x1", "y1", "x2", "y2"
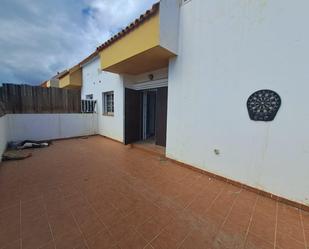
[
  {"x1": 78, "y1": 216, "x2": 106, "y2": 239},
  {"x1": 213, "y1": 222, "x2": 247, "y2": 249},
  {"x1": 201, "y1": 212, "x2": 225, "y2": 239},
  {"x1": 143, "y1": 245, "x2": 154, "y2": 249},
  {"x1": 0, "y1": 224, "x2": 20, "y2": 248},
  {"x1": 151, "y1": 208, "x2": 173, "y2": 228},
  {"x1": 136, "y1": 217, "x2": 165, "y2": 242},
  {"x1": 249, "y1": 217, "x2": 275, "y2": 244},
  {"x1": 21, "y1": 198, "x2": 46, "y2": 222},
  {"x1": 86, "y1": 230, "x2": 117, "y2": 249},
  {"x1": 0, "y1": 195, "x2": 20, "y2": 211},
  {"x1": 153, "y1": 196, "x2": 183, "y2": 218},
  {"x1": 21, "y1": 229, "x2": 53, "y2": 249},
  {"x1": 151, "y1": 218, "x2": 191, "y2": 249},
  {"x1": 124, "y1": 209, "x2": 151, "y2": 229},
  {"x1": 0, "y1": 137, "x2": 308, "y2": 249},
  {"x1": 108, "y1": 217, "x2": 135, "y2": 242},
  {"x1": 39, "y1": 241, "x2": 56, "y2": 249},
  {"x1": 186, "y1": 190, "x2": 219, "y2": 218},
  {"x1": 91, "y1": 199, "x2": 115, "y2": 214},
  {"x1": 276, "y1": 232, "x2": 306, "y2": 249},
  {"x1": 254, "y1": 197, "x2": 277, "y2": 219},
  {"x1": 245, "y1": 233, "x2": 274, "y2": 249},
  {"x1": 224, "y1": 208, "x2": 252, "y2": 230},
  {"x1": 117, "y1": 230, "x2": 148, "y2": 249},
  {"x1": 42, "y1": 187, "x2": 63, "y2": 201},
  {"x1": 96, "y1": 206, "x2": 124, "y2": 229},
  {"x1": 178, "y1": 225, "x2": 215, "y2": 249},
  {"x1": 302, "y1": 210, "x2": 309, "y2": 231},
  {"x1": 59, "y1": 183, "x2": 80, "y2": 198},
  {"x1": 0, "y1": 239, "x2": 21, "y2": 249},
  {"x1": 206, "y1": 186, "x2": 240, "y2": 218},
  {"x1": 0, "y1": 205, "x2": 20, "y2": 247},
  {"x1": 49, "y1": 212, "x2": 80, "y2": 239},
  {"x1": 278, "y1": 203, "x2": 301, "y2": 226},
  {"x1": 44, "y1": 199, "x2": 69, "y2": 217},
  {"x1": 277, "y1": 219, "x2": 305, "y2": 243},
  {"x1": 0, "y1": 205, "x2": 20, "y2": 227},
  {"x1": 71, "y1": 205, "x2": 98, "y2": 226},
  {"x1": 21, "y1": 214, "x2": 50, "y2": 239},
  {"x1": 304, "y1": 229, "x2": 309, "y2": 248},
  {"x1": 54, "y1": 231, "x2": 87, "y2": 249},
  {"x1": 173, "y1": 187, "x2": 202, "y2": 209}
]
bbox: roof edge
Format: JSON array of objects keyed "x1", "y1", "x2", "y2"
[{"x1": 96, "y1": 2, "x2": 160, "y2": 52}]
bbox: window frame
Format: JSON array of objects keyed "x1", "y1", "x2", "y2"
[{"x1": 102, "y1": 91, "x2": 114, "y2": 116}]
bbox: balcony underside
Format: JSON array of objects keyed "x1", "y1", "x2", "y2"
[{"x1": 102, "y1": 46, "x2": 175, "y2": 75}]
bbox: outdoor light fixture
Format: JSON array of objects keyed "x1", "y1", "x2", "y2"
[{"x1": 148, "y1": 74, "x2": 154, "y2": 80}]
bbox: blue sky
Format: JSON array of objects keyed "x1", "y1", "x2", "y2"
[{"x1": 0, "y1": 0, "x2": 158, "y2": 85}]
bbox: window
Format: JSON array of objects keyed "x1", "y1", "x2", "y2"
[{"x1": 103, "y1": 91, "x2": 114, "y2": 116}]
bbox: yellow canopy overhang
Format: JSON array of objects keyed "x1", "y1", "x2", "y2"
[
  {"x1": 98, "y1": 2, "x2": 177, "y2": 75},
  {"x1": 59, "y1": 65, "x2": 82, "y2": 89}
]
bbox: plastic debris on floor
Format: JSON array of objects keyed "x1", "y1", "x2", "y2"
[{"x1": 8, "y1": 140, "x2": 52, "y2": 150}]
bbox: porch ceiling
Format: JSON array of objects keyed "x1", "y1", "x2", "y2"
[{"x1": 102, "y1": 46, "x2": 175, "y2": 75}]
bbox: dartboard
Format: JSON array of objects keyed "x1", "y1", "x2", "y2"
[{"x1": 247, "y1": 90, "x2": 281, "y2": 121}]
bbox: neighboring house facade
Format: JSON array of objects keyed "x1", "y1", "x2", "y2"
[
  {"x1": 81, "y1": 55, "x2": 124, "y2": 142},
  {"x1": 40, "y1": 70, "x2": 68, "y2": 88},
  {"x1": 79, "y1": 0, "x2": 309, "y2": 208},
  {"x1": 59, "y1": 65, "x2": 82, "y2": 89}
]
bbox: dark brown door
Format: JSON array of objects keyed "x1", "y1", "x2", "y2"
[
  {"x1": 125, "y1": 88, "x2": 142, "y2": 145},
  {"x1": 155, "y1": 87, "x2": 168, "y2": 147}
]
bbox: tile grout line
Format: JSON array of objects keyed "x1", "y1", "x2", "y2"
[
  {"x1": 177, "y1": 185, "x2": 238, "y2": 249},
  {"x1": 141, "y1": 212, "x2": 173, "y2": 249},
  {"x1": 172, "y1": 174, "x2": 204, "y2": 200},
  {"x1": 274, "y1": 200, "x2": 279, "y2": 249},
  {"x1": 300, "y1": 210, "x2": 308, "y2": 249},
  {"x1": 175, "y1": 179, "x2": 219, "y2": 249},
  {"x1": 67, "y1": 203, "x2": 91, "y2": 249},
  {"x1": 130, "y1": 226, "x2": 153, "y2": 249},
  {"x1": 180, "y1": 187, "x2": 243, "y2": 249},
  {"x1": 214, "y1": 188, "x2": 243, "y2": 235},
  {"x1": 77, "y1": 188, "x2": 122, "y2": 247},
  {"x1": 42, "y1": 197, "x2": 57, "y2": 249},
  {"x1": 183, "y1": 176, "x2": 213, "y2": 211},
  {"x1": 197, "y1": 184, "x2": 227, "y2": 223},
  {"x1": 57, "y1": 187, "x2": 91, "y2": 249},
  {"x1": 176, "y1": 231, "x2": 191, "y2": 249},
  {"x1": 175, "y1": 183, "x2": 227, "y2": 235},
  {"x1": 239, "y1": 195, "x2": 259, "y2": 249}
]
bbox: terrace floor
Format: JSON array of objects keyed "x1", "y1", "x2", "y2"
[{"x1": 0, "y1": 136, "x2": 308, "y2": 249}]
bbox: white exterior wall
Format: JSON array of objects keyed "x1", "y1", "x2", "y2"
[
  {"x1": 7, "y1": 114, "x2": 98, "y2": 141},
  {"x1": 0, "y1": 115, "x2": 8, "y2": 161},
  {"x1": 166, "y1": 0, "x2": 309, "y2": 205},
  {"x1": 81, "y1": 58, "x2": 124, "y2": 142},
  {"x1": 159, "y1": 0, "x2": 180, "y2": 54}
]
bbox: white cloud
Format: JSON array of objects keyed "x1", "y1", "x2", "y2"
[{"x1": 0, "y1": 0, "x2": 158, "y2": 85}]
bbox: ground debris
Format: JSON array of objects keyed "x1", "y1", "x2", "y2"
[{"x1": 2, "y1": 150, "x2": 32, "y2": 161}]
